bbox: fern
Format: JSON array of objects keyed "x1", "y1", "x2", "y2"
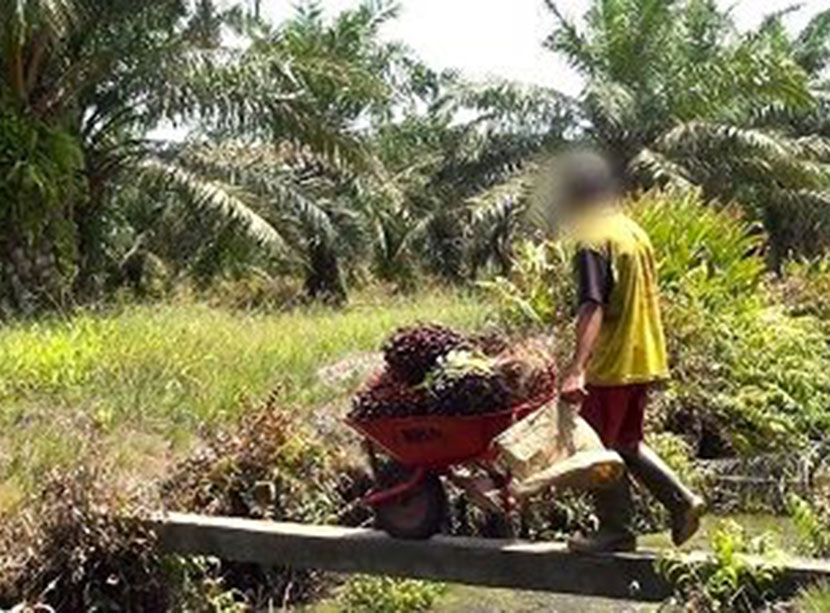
[{"x1": 787, "y1": 494, "x2": 830, "y2": 557}]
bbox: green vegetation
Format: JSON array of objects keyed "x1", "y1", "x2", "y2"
[
  {"x1": 0, "y1": 290, "x2": 487, "y2": 511},
  {"x1": 3, "y1": 0, "x2": 830, "y2": 610},
  {"x1": 2, "y1": 0, "x2": 830, "y2": 314},
  {"x1": 335, "y1": 576, "x2": 446, "y2": 613},
  {"x1": 658, "y1": 520, "x2": 781, "y2": 612},
  {"x1": 794, "y1": 583, "x2": 830, "y2": 613},
  {"x1": 638, "y1": 192, "x2": 830, "y2": 454},
  {"x1": 788, "y1": 494, "x2": 830, "y2": 557},
  {"x1": 640, "y1": 514, "x2": 802, "y2": 555},
  {"x1": 778, "y1": 256, "x2": 830, "y2": 329}
]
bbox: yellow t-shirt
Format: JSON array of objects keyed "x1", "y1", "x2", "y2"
[{"x1": 568, "y1": 208, "x2": 669, "y2": 386}]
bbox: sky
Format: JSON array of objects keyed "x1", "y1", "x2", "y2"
[
  {"x1": 264, "y1": 0, "x2": 827, "y2": 96},
  {"x1": 151, "y1": 0, "x2": 826, "y2": 140}
]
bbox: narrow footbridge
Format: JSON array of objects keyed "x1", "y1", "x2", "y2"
[{"x1": 149, "y1": 513, "x2": 830, "y2": 602}]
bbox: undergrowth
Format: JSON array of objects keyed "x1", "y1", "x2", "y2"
[
  {"x1": 787, "y1": 462, "x2": 830, "y2": 557},
  {"x1": 658, "y1": 520, "x2": 781, "y2": 612},
  {"x1": 0, "y1": 463, "x2": 169, "y2": 610},
  {"x1": 793, "y1": 582, "x2": 830, "y2": 613},
  {"x1": 2, "y1": 390, "x2": 372, "y2": 610},
  {"x1": 629, "y1": 191, "x2": 830, "y2": 455},
  {"x1": 0, "y1": 290, "x2": 488, "y2": 511},
  {"x1": 337, "y1": 575, "x2": 446, "y2": 613},
  {"x1": 159, "y1": 391, "x2": 372, "y2": 609}
]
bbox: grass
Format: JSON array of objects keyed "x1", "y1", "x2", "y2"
[
  {"x1": 794, "y1": 582, "x2": 830, "y2": 612},
  {"x1": 0, "y1": 290, "x2": 490, "y2": 512},
  {"x1": 640, "y1": 513, "x2": 803, "y2": 555}
]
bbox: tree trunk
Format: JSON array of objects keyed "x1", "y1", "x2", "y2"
[
  {"x1": 304, "y1": 243, "x2": 346, "y2": 305},
  {"x1": 0, "y1": 224, "x2": 73, "y2": 318},
  {"x1": 72, "y1": 178, "x2": 108, "y2": 300}
]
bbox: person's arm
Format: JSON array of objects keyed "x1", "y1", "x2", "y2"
[
  {"x1": 561, "y1": 247, "x2": 612, "y2": 403},
  {"x1": 561, "y1": 302, "x2": 603, "y2": 403}
]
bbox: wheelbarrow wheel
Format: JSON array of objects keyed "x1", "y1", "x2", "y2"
[{"x1": 373, "y1": 463, "x2": 447, "y2": 540}]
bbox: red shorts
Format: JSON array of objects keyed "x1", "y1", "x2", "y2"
[{"x1": 580, "y1": 384, "x2": 649, "y2": 452}]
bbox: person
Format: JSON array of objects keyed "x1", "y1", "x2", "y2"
[{"x1": 556, "y1": 151, "x2": 705, "y2": 553}]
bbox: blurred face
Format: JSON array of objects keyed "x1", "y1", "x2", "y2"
[{"x1": 555, "y1": 152, "x2": 618, "y2": 220}]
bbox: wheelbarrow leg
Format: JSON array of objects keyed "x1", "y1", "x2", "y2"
[
  {"x1": 447, "y1": 466, "x2": 517, "y2": 538},
  {"x1": 363, "y1": 440, "x2": 382, "y2": 478},
  {"x1": 447, "y1": 466, "x2": 510, "y2": 516},
  {"x1": 364, "y1": 465, "x2": 427, "y2": 506}
]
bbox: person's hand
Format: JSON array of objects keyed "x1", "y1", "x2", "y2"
[{"x1": 561, "y1": 364, "x2": 588, "y2": 404}]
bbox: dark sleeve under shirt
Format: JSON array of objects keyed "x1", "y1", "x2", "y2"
[{"x1": 574, "y1": 248, "x2": 613, "y2": 308}]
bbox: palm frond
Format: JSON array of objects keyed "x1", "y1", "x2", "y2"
[
  {"x1": 659, "y1": 122, "x2": 801, "y2": 161},
  {"x1": 629, "y1": 148, "x2": 695, "y2": 190},
  {"x1": 542, "y1": 0, "x2": 595, "y2": 74},
  {"x1": 467, "y1": 171, "x2": 529, "y2": 222},
  {"x1": 656, "y1": 121, "x2": 830, "y2": 190},
  {"x1": 139, "y1": 158, "x2": 288, "y2": 252},
  {"x1": 794, "y1": 9, "x2": 830, "y2": 75},
  {"x1": 0, "y1": 0, "x2": 80, "y2": 40},
  {"x1": 762, "y1": 188, "x2": 830, "y2": 258},
  {"x1": 581, "y1": 79, "x2": 637, "y2": 132}
]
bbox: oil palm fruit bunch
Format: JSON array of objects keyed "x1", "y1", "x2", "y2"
[
  {"x1": 350, "y1": 327, "x2": 556, "y2": 421},
  {"x1": 349, "y1": 371, "x2": 430, "y2": 420},
  {"x1": 428, "y1": 349, "x2": 512, "y2": 416},
  {"x1": 469, "y1": 332, "x2": 511, "y2": 357},
  {"x1": 382, "y1": 324, "x2": 466, "y2": 384},
  {"x1": 494, "y1": 337, "x2": 558, "y2": 404},
  {"x1": 431, "y1": 372, "x2": 512, "y2": 416},
  {"x1": 525, "y1": 365, "x2": 557, "y2": 401}
]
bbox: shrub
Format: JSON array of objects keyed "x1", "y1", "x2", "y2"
[
  {"x1": 338, "y1": 575, "x2": 446, "y2": 613},
  {"x1": 0, "y1": 461, "x2": 254, "y2": 611},
  {"x1": 1, "y1": 464, "x2": 169, "y2": 610},
  {"x1": 160, "y1": 391, "x2": 372, "y2": 608},
  {"x1": 634, "y1": 191, "x2": 830, "y2": 453},
  {"x1": 161, "y1": 390, "x2": 365, "y2": 523},
  {"x1": 631, "y1": 192, "x2": 764, "y2": 452},
  {"x1": 658, "y1": 520, "x2": 781, "y2": 612},
  {"x1": 787, "y1": 494, "x2": 830, "y2": 557},
  {"x1": 660, "y1": 302, "x2": 830, "y2": 455},
  {"x1": 478, "y1": 239, "x2": 573, "y2": 329},
  {"x1": 629, "y1": 190, "x2": 765, "y2": 311},
  {"x1": 777, "y1": 255, "x2": 830, "y2": 328}
]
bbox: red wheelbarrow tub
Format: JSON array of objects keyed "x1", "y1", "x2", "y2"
[{"x1": 345, "y1": 395, "x2": 553, "y2": 470}]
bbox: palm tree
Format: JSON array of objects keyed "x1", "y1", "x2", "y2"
[
  {"x1": 0, "y1": 0, "x2": 228, "y2": 311},
  {"x1": 370, "y1": 78, "x2": 572, "y2": 283},
  {"x1": 143, "y1": 2, "x2": 569, "y2": 298},
  {"x1": 749, "y1": 8, "x2": 830, "y2": 259},
  {"x1": 544, "y1": 0, "x2": 830, "y2": 262},
  {"x1": 140, "y1": 0, "x2": 408, "y2": 301},
  {"x1": 0, "y1": 0, "x2": 384, "y2": 311},
  {"x1": 1, "y1": 0, "x2": 191, "y2": 312}
]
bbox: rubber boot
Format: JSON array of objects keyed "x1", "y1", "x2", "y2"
[
  {"x1": 567, "y1": 476, "x2": 636, "y2": 553},
  {"x1": 620, "y1": 443, "x2": 705, "y2": 547}
]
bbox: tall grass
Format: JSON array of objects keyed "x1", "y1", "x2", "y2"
[{"x1": 0, "y1": 291, "x2": 490, "y2": 510}]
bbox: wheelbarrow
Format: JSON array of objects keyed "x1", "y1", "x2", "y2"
[{"x1": 345, "y1": 396, "x2": 552, "y2": 540}]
